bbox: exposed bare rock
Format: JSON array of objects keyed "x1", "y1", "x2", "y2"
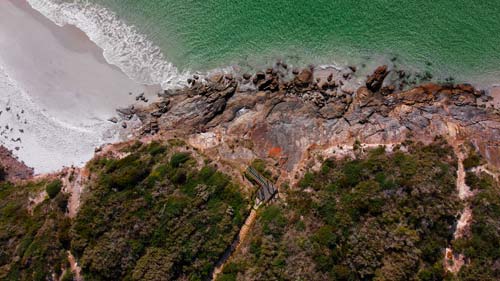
[
  {"x1": 294, "y1": 68, "x2": 313, "y2": 86},
  {"x1": 366, "y1": 65, "x2": 389, "y2": 92},
  {"x1": 319, "y1": 102, "x2": 347, "y2": 119},
  {"x1": 0, "y1": 145, "x2": 34, "y2": 181},
  {"x1": 116, "y1": 105, "x2": 135, "y2": 119},
  {"x1": 133, "y1": 66, "x2": 500, "y2": 177}
]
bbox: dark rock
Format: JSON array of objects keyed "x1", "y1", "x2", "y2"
[
  {"x1": 116, "y1": 106, "x2": 135, "y2": 119},
  {"x1": 151, "y1": 111, "x2": 163, "y2": 118},
  {"x1": 121, "y1": 122, "x2": 127, "y2": 129},
  {"x1": 345, "y1": 107, "x2": 375, "y2": 124},
  {"x1": 366, "y1": 65, "x2": 389, "y2": 92},
  {"x1": 319, "y1": 102, "x2": 347, "y2": 119},
  {"x1": 456, "y1": 83, "x2": 475, "y2": 93},
  {"x1": 380, "y1": 85, "x2": 396, "y2": 96},
  {"x1": 243, "y1": 73, "x2": 252, "y2": 80},
  {"x1": 253, "y1": 71, "x2": 266, "y2": 84},
  {"x1": 158, "y1": 90, "x2": 173, "y2": 98},
  {"x1": 107, "y1": 117, "x2": 118, "y2": 123},
  {"x1": 327, "y1": 73, "x2": 333, "y2": 82},
  {"x1": 135, "y1": 93, "x2": 145, "y2": 101}
]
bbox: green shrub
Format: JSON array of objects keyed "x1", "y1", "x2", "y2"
[
  {"x1": 228, "y1": 140, "x2": 463, "y2": 280},
  {"x1": 72, "y1": 142, "x2": 250, "y2": 280},
  {"x1": 0, "y1": 165, "x2": 6, "y2": 182},
  {"x1": 46, "y1": 180, "x2": 62, "y2": 199},
  {"x1": 170, "y1": 152, "x2": 191, "y2": 168},
  {"x1": 463, "y1": 149, "x2": 482, "y2": 170},
  {"x1": 146, "y1": 141, "x2": 167, "y2": 156},
  {"x1": 250, "y1": 159, "x2": 273, "y2": 180},
  {"x1": 298, "y1": 172, "x2": 315, "y2": 189}
]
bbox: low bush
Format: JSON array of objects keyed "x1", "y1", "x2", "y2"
[
  {"x1": 170, "y1": 152, "x2": 191, "y2": 168},
  {"x1": 46, "y1": 179, "x2": 62, "y2": 199},
  {"x1": 218, "y1": 139, "x2": 462, "y2": 280}
]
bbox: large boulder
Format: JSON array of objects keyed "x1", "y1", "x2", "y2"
[
  {"x1": 366, "y1": 65, "x2": 389, "y2": 92},
  {"x1": 295, "y1": 68, "x2": 313, "y2": 86}
]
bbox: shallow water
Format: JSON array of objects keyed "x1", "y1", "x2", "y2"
[{"x1": 85, "y1": 1, "x2": 500, "y2": 84}]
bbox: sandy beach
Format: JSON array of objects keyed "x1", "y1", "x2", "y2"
[{"x1": 0, "y1": 0, "x2": 158, "y2": 173}]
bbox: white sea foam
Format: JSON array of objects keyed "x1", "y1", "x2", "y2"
[
  {"x1": 0, "y1": 63, "x2": 119, "y2": 173},
  {"x1": 27, "y1": 0, "x2": 190, "y2": 89}
]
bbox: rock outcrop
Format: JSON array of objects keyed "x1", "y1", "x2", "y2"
[
  {"x1": 366, "y1": 65, "x2": 389, "y2": 92},
  {"x1": 0, "y1": 145, "x2": 34, "y2": 181},
  {"x1": 133, "y1": 65, "x2": 500, "y2": 180}
]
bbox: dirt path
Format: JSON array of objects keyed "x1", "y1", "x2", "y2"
[
  {"x1": 445, "y1": 145, "x2": 473, "y2": 273},
  {"x1": 212, "y1": 208, "x2": 258, "y2": 280},
  {"x1": 61, "y1": 167, "x2": 87, "y2": 218},
  {"x1": 66, "y1": 251, "x2": 82, "y2": 281}
]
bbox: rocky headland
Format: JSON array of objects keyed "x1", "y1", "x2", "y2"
[
  {"x1": 2, "y1": 62, "x2": 500, "y2": 281},
  {"x1": 124, "y1": 63, "x2": 499, "y2": 181}
]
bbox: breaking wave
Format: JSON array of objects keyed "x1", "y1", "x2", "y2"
[{"x1": 27, "y1": 0, "x2": 190, "y2": 89}]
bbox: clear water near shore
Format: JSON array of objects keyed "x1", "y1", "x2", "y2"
[{"x1": 30, "y1": 0, "x2": 500, "y2": 88}]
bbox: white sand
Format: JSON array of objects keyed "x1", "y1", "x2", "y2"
[{"x1": 0, "y1": 0, "x2": 158, "y2": 173}]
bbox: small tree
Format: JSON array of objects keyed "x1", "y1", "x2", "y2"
[
  {"x1": 0, "y1": 165, "x2": 6, "y2": 182},
  {"x1": 46, "y1": 179, "x2": 63, "y2": 199}
]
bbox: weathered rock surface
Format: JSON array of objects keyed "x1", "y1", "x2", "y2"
[
  {"x1": 134, "y1": 65, "x2": 500, "y2": 177},
  {"x1": 0, "y1": 145, "x2": 34, "y2": 181},
  {"x1": 366, "y1": 65, "x2": 389, "y2": 92}
]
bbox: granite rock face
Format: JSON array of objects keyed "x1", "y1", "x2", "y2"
[{"x1": 136, "y1": 65, "x2": 500, "y2": 175}]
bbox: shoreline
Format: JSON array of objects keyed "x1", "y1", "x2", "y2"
[
  {"x1": 0, "y1": 0, "x2": 159, "y2": 173},
  {"x1": 27, "y1": 0, "x2": 500, "y2": 92},
  {"x1": 1, "y1": 0, "x2": 498, "y2": 175}
]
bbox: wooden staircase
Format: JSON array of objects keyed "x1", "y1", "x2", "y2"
[{"x1": 245, "y1": 166, "x2": 278, "y2": 206}]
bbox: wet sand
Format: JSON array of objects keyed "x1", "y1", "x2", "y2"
[{"x1": 0, "y1": 0, "x2": 158, "y2": 173}]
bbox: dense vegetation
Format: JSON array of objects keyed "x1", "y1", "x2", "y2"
[
  {"x1": 218, "y1": 139, "x2": 464, "y2": 280},
  {"x1": 455, "y1": 163, "x2": 500, "y2": 280},
  {"x1": 0, "y1": 180, "x2": 70, "y2": 280},
  {"x1": 2, "y1": 138, "x2": 500, "y2": 281},
  {"x1": 0, "y1": 141, "x2": 251, "y2": 280},
  {"x1": 0, "y1": 165, "x2": 6, "y2": 182},
  {"x1": 72, "y1": 141, "x2": 251, "y2": 280}
]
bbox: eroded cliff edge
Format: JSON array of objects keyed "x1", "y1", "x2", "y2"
[
  {"x1": 1, "y1": 63, "x2": 500, "y2": 280},
  {"x1": 131, "y1": 64, "x2": 499, "y2": 182}
]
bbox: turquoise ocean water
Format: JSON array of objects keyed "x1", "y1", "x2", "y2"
[{"x1": 64, "y1": 0, "x2": 500, "y2": 85}]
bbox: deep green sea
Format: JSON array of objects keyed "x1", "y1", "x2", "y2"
[{"x1": 67, "y1": 0, "x2": 500, "y2": 85}]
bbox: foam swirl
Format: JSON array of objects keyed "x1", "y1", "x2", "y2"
[{"x1": 27, "y1": 0, "x2": 190, "y2": 89}]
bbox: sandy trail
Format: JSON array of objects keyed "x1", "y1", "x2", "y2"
[
  {"x1": 67, "y1": 251, "x2": 82, "y2": 281},
  {"x1": 212, "y1": 209, "x2": 258, "y2": 280},
  {"x1": 445, "y1": 145, "x2": 473, "y2": 273}
]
